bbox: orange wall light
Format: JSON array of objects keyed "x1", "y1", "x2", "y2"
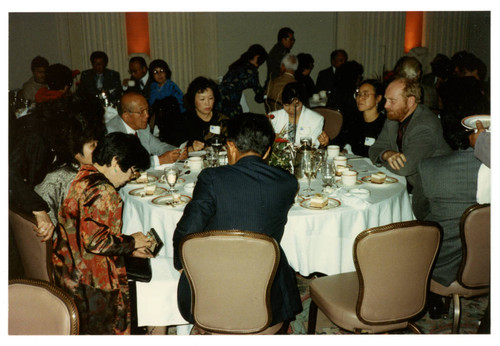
[
  {"x1": 404, "y1": 11, "x2": 423, "y2": 53},
  {"x1": 125, "y1": 12, "x2": 150, "y2": 56}
]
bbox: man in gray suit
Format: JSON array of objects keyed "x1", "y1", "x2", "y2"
[
  {"x1": 106, "y1": 92, "x2": 187, "y2": 168},
  {"x1": 369, "y1": 77, "x2": 452, "y2": 219}
]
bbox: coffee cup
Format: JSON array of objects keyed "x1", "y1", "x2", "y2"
[
  {"x1": 312, "y1": 93, "x2": 320, "y2": 102},
  {"x1": 144, "y1": 184, "x2": 157, "y2": 195},
  {"x1": 342, "y1": 170, "x2": 358, "y2": 186},
  {"x1": 335, "y1": 165, "x2": 348, "y2": 177},
  {"x1": 188, "y1": 156, "x2": 203, "y2": 170},
  {"x1": 127, "y1": 79, "x2": 136, "y2": 87},
  {"x1": 333, "y1": 156, "x2": 347, "y2": 168},
  {"x1": 327, "y1": 145, "x2": 340, "y2": 159}
]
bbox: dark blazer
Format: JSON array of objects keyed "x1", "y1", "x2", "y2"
[
  {"x1": 368, "y1": 104, "x2": 452, "y2": 219},
  {"x1": 173, "y1": 155, "x2": 302, "y2": 326},
  {"x1": 78, "y1": 68, "x2": 122, "y2": 104},
  {"x1": 419, "y1": 149, "x2": 481, "y2": 286},
  {"x1": 315, "y1": 66, "x2": 335, "y2": 94},
  {"x1": 127, "y1": 74, "x2": 153, "y2": 101}
]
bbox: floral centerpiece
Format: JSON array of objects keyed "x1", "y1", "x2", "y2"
[{"x1": 267, "y1": 120, "x2": 296, "y2": 173}]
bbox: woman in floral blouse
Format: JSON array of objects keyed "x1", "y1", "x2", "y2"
[
  {"x1": 52, "y1": 132, "x2": 152, "y2": 335},
  {"x1": 218, "y1": 44, "x2": 268, "y2": 118}
]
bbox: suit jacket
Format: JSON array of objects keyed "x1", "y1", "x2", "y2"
[
  {"x1": 173, "y1": 156, "x2": 303, "y2": 325},
  {"x1": 265, "y1": 73, "x2": 296, "y2": 112},
  {"x1": 105, "y1": 115, "x2": 176, "y2": 167},
  {"x1": 419, "y1": 149, "x2": 481, "y2": 286},
  {"x1": 368, "y1": 104, "x2": 452, "y2": 219},
  {"x1": 315, "y1": 66, "x2": 335, "y2": 94},
  {"x1": 78, "y1": 68, "x2": 122, "y2": 104},
  {"x1": 126, "y1": 75, "x2": 153, "y2": 101}
]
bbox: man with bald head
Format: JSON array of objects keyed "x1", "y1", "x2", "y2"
[
  {"x1": 106, "y1": 91, "x2": 187, "y2": 167},
  {"x1": 369, "y1": 77, "x2": 451, "y2": 219}
]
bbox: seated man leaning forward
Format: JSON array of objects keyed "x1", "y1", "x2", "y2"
[
  {"x1": 173, "y1": 113, "x2": 303, "y2": 328},
  {"x1": 106, "y1": 91, "x2": 187, "y2": 167},
  {"x1": 368, "y1": 77, "x2": 451, "y2": 220}
]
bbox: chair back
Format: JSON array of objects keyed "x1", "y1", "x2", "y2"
[
  {"x1": 9, "y1": 278, "x2": 79, "y2": 335},
  {"x1": 313, "y1": 107, "x2": 343, "y2": 140},
  {"x1": 459, "y1": 204, "x2": 490, "y2": 288},
  {"x1": 354, "y1": 221, "x2": 441, "y2": 325},
  {"x1": 9, "y1": 209, "x2": 53, "y2": 282},
  {"x1": 180, "y1": 230, "x2": 280, "y2": 334},
  {"x1": 265, "y1": 97, "x2": 283, "y2": 113}
]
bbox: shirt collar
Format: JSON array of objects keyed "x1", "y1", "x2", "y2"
[
  {"x1": 141, "y1": 72, "x2": 149, "y2": 85},
  {"x1": 120, "y1": 117, "x2": 137, "y2": 135}
]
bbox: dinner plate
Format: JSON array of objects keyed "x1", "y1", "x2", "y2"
[
  {"x1": 461, "y1": 114, "x2": 490, "y2": 130},
  {"x1": 152, "y1": 194, "x2": 192, "y2": 207},
  {"x1": 335, "y1": 179, "x2": 363, "y2": 187},
  {"x1": 129, "y1": 175, "x2": 158, "y2": 185},
  {"x1": 300, "y1": 198, "x2": 341, "y2": 210},
  {"x1": 189, "y1": 150, "x2": 206, "y2": 157},
  {"x1": 361, "y1": 176, "x2": 398, "y2": 185},
  {"x1": 128, "y1": 186, "x2": 168, "y2": 197}
]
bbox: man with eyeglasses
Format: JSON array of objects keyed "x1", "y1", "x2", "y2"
[
  {"x1": 266, "y1": 27, "x2": 295, "y2": 85},
  {"x1": 106, "y1": 91, "x2": 187, "y2": 167},
  {"x1": 368, "y1": 77, "x2": 451, "y2": 220}
]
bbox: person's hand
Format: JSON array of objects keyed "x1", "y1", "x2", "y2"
[
  {"x1": 131, "y1": 232, "x2": 153, "y2": 249},
  {"x1": 179, "y1": 148, "x2": 189, "y2": 161},
  {"x1": 318, "y1": 131, "x2": 329, "y2": 147},
  {"x1": 469, "y1": 120, "x2": 486, "y2": 148},
  {"x1": 132, "y1": 247, "x2": 154, "y2": 258},
  {"x1": 382, "y1": 150, "x2": 407, "y2": 170},
  {"x1": 158, "y1": 149, "x2": 182, "y2": 164},
  {"x1": 192, "y1": 140, "x2": 205, "y2": 152},
  {"x1": 32, "y1": 210, "x2": 55, "y2": 242}
]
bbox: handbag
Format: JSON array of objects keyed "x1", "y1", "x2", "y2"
[{"x1": 125, "y1": 228, "x2": 164, "y2": 282}]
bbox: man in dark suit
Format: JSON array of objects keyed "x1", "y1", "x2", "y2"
[
  {"x1": 78, "y1": 51, "x2": 122, "y2": 105},
  {"x1": 122, "y1": 56, "x2": 153, "y2": 101},
  {"x1": 173, "y1": 113, "x2": 302, "y2": 327},
  {"x1": 266, "y1": 27, "x2": 295, "y2": 86},
  {"x1": 315, "y1": 49, "x2": 347, "y2": 95},
  {"x1": 369, "y1": 77, "x2": 452, "y2": 220}
]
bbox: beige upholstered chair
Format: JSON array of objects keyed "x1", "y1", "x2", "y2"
[
  {"x1": 9, "y1": 278, "x2": 79, "y2": 335},
  {"x1": 308, "y1": 221, "x2": 441, "y2": 334},
  {"x1": 313, "y1": 107, "x2": 343, "y2": 140},
  {"x1": 9, "y1": 209, "x2": 54, "y2": 282},
  {"x1": 265, "y1": 97, "x2": 283, "y2": 113},
  {"x1": 430, "y1": 204, "x2": 490, "y2": 334},
  {"x1": 180, "y1": 230, "x2": 285, "y2": 334}
]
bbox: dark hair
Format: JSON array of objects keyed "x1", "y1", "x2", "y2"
[
  {"x1": 228, "y1": 44, "x2": 268, "y2": 70},
  {"x1": 331, "y1": 49, "x2": 348, "y2": 62},
  {"x1": 226, "y1": 113, "x2": 275, "y2": 156},
  {"x1": 282, "y1": 81, "x2": 307, "y2": 105},
  {"x1": 295, "y1": 53, "x2": 314, "y2": 78},
  {"x1": 31, "y1": 56, "x2": 49, "y2": 72},
  {"x1": 46, "y1": 63, "x2": 73, "y2": 90},
  {"x1": 149, "y1": 59, "x2": 172, "y2": 80},
  {"x1": 92, "y1": 132, "x2": 150, "y2": 172},
  {"x1": 334, "y1": 60, "x2": 364, "y2": 91},
  {"x1": 358, "y1": 79, "x2": 386, "y2": 112},
  {"x1": 90, "y1": 51, "x2": 108, "y2": 65},
  {"x1": 430, "y1": 54, "x2": 451, "y2": 79},
  {"x1": 184, "y1": 76, "x2": 220, "y2": 113},
  {"x1": 277, "y1": 27, "x2": 294, "y2": 42},
  {"x1": 459, "y1": 53, "x2": 487, "y2": 80},
  {"x1": 129, "y1": 56, "x2": 148, "y2": 69}
]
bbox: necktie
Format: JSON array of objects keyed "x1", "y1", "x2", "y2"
[{"x1": 140, "y1": 80, "x2": 145, "y2": 90}]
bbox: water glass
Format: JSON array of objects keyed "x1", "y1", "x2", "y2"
[{"x1": 321, "y1": 161, "x2": 336, "y2": 187}]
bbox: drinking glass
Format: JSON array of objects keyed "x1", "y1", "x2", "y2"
[
  {"x1": 206, "y1": 147, "x2": 219, "y2": 167},
  {"x1": 301, "y1": 153, "x2": 314, "y2": 196},
  {"x1": 321, "y1": 161, "x2": 336, "y2": 187},
  {"x1": 166, "y1": 167, "x2": 179, "y2": 193}
]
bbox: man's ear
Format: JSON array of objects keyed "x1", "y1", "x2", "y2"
[
  {"x1": 226, "y1": 141, "x2": 238, "y2": 164},
  {"x1": 262, "y1": 146, "x2": 272, "y2": 160},
  {"x1": 407, "y1": 95, "x2": 417, "y2": 108}
]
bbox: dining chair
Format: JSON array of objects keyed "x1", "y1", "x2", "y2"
[
  {"x1": 265, "y1": 97, "x2": 283, "y2": 113},
  {"x1": 430, "y1": 203, "x2": 490, "y2": 334},
  {"x1": 9, "y1": 278, "x2": 79, "y2": 335},
  {"x1": 307, "y1": 220, "x2": 441, "y2": 334},
  {"x1": 9, "y1": 208, "x2": 54, "y2": 283},
  {"x1": 179, "y1": 230, "x2": 286, "y2": 334},
  {"x1": 313, "y1": 107, "x2": 343, "y2": 140}
]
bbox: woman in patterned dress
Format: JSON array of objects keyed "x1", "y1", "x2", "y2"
[{"x1": 52, "y1": 132, "x2": 152, "y2": 335}]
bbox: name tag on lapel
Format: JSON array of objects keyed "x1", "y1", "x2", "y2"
[
  {"x1": 210, "y1": 125, "x2": 221, "y2": 135},
  {"x1": 364, "y1": 137, "x2": 376, "y2": 146}
]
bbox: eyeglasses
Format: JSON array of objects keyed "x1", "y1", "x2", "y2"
[
  {"x1": 153, "y1": 68, "x2": 165, "y2": 74},
  {"x1": 127, "y1": 108, "x2": 150, "y2": 116},
  {"x1": 354, "y1": 91, "x2": 376, "y2": 99}
]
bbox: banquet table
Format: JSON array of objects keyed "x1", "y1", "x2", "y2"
[{"x1": 119, "y1": 156, "x2": 415, "y2": 328}]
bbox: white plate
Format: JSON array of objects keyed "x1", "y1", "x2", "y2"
[
  {"x1": 461, "y1": 115, "x2": 490, "y2": 130},
  {"x1": 300, "y1": 198, "x2": 341, "y2": 210},
  {"x1": 361, "y1": 176, "x2": 398, "y2": 185},
  {"x1": 129, "y1": 175, "x2": 158, "y2": 185},
  {"x1": 152, "y1": 194, "x2": 192, "y2": 207},
  {"x1": 189, "y1": 150, "x2": 206, "y2": 157},
  {"x1": 128, "y1": 186, "x2": 168, "y2": 197},
  {"x1": 184, "y1": 182, "x2": 196, "y2": 193},
  {"x1": 335, "y1": 179, "x2": 363, "y2": 187}
]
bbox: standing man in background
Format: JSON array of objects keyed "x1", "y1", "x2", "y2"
[{"x1": 266, "y1": 27, "x2": 295, "y2": 86}]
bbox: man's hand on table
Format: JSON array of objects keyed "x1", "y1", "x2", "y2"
[{"x1": 382, "y1": 150, "x2": 407, "y2": 170}]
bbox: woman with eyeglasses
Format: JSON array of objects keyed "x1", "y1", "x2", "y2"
[
  {"x1": 335, "y1": 79, "x2": 386, "y2": 157},
  {"x1": 148, "y1": 59, "x2": 185, "y2": 113}
]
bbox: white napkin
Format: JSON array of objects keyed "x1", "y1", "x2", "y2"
[
  {"x1": 476, "y1": 164, "x2": 490, "y2": 204},
  {"x1": 338, "y1": 189, "x2": 370, "y2": 210}
]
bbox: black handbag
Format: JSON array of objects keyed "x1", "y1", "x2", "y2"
[{"x1": 124, "y1": 228, "x2": 164, "y2": 283}]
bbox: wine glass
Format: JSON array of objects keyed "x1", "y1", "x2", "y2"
[
  {"x1": 301, "y1": 152, "x2": 314, "y2": 196},
  {"x1": 321, "y1": 161, "x2": 336, "y2": 187},
  {"x1": 205, "y1": 147, "x2": 219, "y2": 168},
  {"x1": 166, "y1": 167, "x2": 179, "y2": 193}
]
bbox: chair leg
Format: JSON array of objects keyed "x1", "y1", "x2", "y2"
[
  {"x1": 443, "y1": 296, "x2": 451, "y2": 319},
  {"x1": 451, "y1": 294, "x2": 461, "y2": 334},
  {"x1": 407, "y1": 322, "x2": 422, "y2": 334},
  {"x1": 307, "y1": 300, "x2": 318, "y2": 334}
]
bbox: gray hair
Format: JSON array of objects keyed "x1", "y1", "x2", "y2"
[{"x1": 281, "y1": 53, "x2": 298, "y2": 71}]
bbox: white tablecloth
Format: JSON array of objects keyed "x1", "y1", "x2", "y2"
[{"x1": 120, "y1": 158, "x2": 415, "y2": 326}]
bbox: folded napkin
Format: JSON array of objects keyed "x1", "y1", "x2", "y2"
[{"x1": 338, "y1": 189, "x2": 370, "y2": 210}]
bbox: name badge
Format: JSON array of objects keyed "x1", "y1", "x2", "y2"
[
  {"x1": 364, "y1": 137, "x2": 376, "y2": 146},
  {"x1": 210, "y1": 125, "x2": 221, "y2": 135}
]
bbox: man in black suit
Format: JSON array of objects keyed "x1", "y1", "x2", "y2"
[
  {"x1": 122, "y1": 56, "x2": 153, "y2": 101},
  {"x1": 77, "y1": 50, "x2": 122, "y2": 105},
  {"x1": 173, "y1": 113, "x2": 302, "y2": 327},
  {"x1": 315, "y1": 49, "x2": 348, "y2": 95}
]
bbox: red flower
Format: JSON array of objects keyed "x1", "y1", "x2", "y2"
[
  {"x1": 266, "y1": 113, "x2": 275, "y2": 119},
  {"x1": 275, "y1": 137, "x2": 288, "y2": 143}
]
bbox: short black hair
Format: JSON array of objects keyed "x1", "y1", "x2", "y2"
[
  {"x1": 149, "y1": 59, "x2": 172, "y2": 80},
  {"x1": 31, "y1": 56, "x2": 49, "y2": 72},
  {"x1": 282, "y1": 81, "x2": 307, "y2": 105},
  {"x1": 46, "y1": 63, "x2": 73, "y2": 90},
  {"x1": 90, "y1": 51, "x2": 109, "y2": 65},
  {"x1": 331, "y1": 49, "x2": 348, "y2": 62},
  {"x1": 226, "y1": 113, "x2": 275, "y2": 157},
  {"x1": 129, "y1": 56, "x2": 148, "y2": 69},
  {"x1": 277, "y1": 27, "x2": 294, "y2": 42},
  {"x1": 92, "y1": 132, "x2": 150, "y2": 172},
  {"x1": 184, "y1": 76, "x2": 220, "y2": 113}
]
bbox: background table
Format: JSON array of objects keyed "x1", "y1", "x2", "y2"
[{"x1": 120, "y1": 157, "x2": 415, "y2": 327}]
